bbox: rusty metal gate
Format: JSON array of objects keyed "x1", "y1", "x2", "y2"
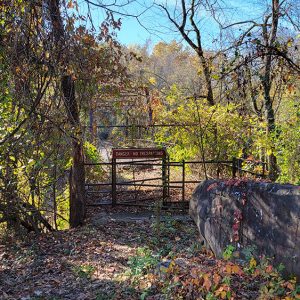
[{"x1": 84, "y1": 149, "x2": 267, "y2": 208}]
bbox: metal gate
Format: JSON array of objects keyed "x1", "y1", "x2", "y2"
[{"x1": 84, "y1": 149, "x2": 267, "y2": 208}]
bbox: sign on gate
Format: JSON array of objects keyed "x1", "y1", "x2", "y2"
[{"x1": 112, "y1": 148, "x2": 166, "y2": 159}]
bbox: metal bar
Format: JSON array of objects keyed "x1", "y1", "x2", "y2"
[
  {"x1": 238, "y1": 158, "x2": 268, "y2": 165},
  {"x1": 167, "y1": 155, "x2": 170, "y2": 197},
  {"x1": 115, "y1": 203, "x2": 157, "y2": 207},
  {"x1": 116, "y1": 162, "x2": 164, "y2": 166},
  {"x1": 166, "y1": 161, "x2": 233, "y2": 167},
  {"x1": 237, "y1": 158, "x2": 242, "y2": 177},
  {"x1": 170, "y1": 180, "x2": 202, "y2": 184},
  {"x1": 168, "y1": 185, "x2": 185, "y2": 189},
  {"x1": 116, "y1": 158, "x2": 162, "y2": 164},
  {"x1": 88, "y1": 203, "x2": 188, "y2": 209},
  {"x1": 232, "y1": 157, "x2": 237, "y2": 178},
  {"x1": 162, "y1": 156, "x2": 167, "y2": 204},
  {"x1": 238, "y1": 168, "x2": 266, "y2": 176},
  {"x1": 85, "y1": 183, "x2": 111, "y2": 186},
  {"x1": 182, "y1": 160, "x2": 185, "y2": 202},
  {"x1": 84, "y1": 162, "x2": 112, "y2": 166},
  {"x1": 86, "y1": 190, "x2": 111, "y2": 194},
  {"x1": 118, "y1": 197, "x2": 158, "y2": 203},
  {"x1": 183, "y1": 160, "x2": 233, "y2": 164},
  {"x1": 112, "y1": 158, "x2": 116, "y2": 206},
  {"x1": 116, "y1": 183, "x2": 164, "y2": 187},
  {"x1": 115, "y1": 190, "x2": 142, "y2": 193},
  {"x1": 87, "y1": 203, "x2": 112, "y2": 207},
  {"x1": 118, "y1": 177, "x2": 162, "y2": 184},
  {"x1": 85, "y1": 160, "x2": 234, "y2": 166}
]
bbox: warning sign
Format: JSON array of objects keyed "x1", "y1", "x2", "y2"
[{"x1": 112, "y1": 148, "x2": 166, "y2": 159}]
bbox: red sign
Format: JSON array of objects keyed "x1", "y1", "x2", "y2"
[{"x1": 112, "y1": 148, "x2": 166, "y2": 159}]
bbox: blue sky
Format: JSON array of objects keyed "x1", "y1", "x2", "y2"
[{"x1": 78, "y1": 0, "x2": 266, "y2": 48}]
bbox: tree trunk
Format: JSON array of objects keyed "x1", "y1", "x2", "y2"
[
  {"x1": 199, "y1": 55, "x2": 214, "y2": 106},
  {"x1": 262, "y1": 0, "x2": 280, "y2": 181},
  {"x1": 47, "y1": 0, "x2": 86, "y2": 226}
]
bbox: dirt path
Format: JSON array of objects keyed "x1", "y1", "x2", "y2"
[
  {"x1": 0, "y1": 211, "x2": 198, "y2": 300},
  {"x1": 1, "y1": 205, "x2": 297, "y2": 299}
]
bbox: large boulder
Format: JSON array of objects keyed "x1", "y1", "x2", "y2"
[{"x1": 189, "y1": 179, "x2": 300, "y2": 278}]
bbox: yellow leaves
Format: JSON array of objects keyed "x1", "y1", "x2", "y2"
[
  {"x1": 231, "y1": 264, "x2": 242, "y2": 275},
  {"x1": 138, "y1": 274, "x2": 154, "y2": 289},
  {"x1": 286, "y1": 38, "x2": 293, "y2": 48},
  {"x1": 203, "y1": 273, "x2": 212, "y2": 291},
  {"x1": 212, "y1": 74, "x2": 220, "y2": 80},
  {"x1": 15, "y1": 66, "x2": 21, "y2": 74},
  {"x1": 249, "y1": 257, "x2": 257, "y2": 269},
  {"x1": 45, "y1": 51, "x2": 50, "y2": 60},
  {"x1": 215, "y1": 285, "x2": 230, "y2": 299},
  {"x1": 213, "y1": 273, "x2": 221, "y2": 286},
  {"x1": 224, "y1": 263, "x2": 243, "y2": 275},
  {"x1": 190, "y1": 277, "x2": 202, "y2": 287},
  {"x1": 148, "y1": 77, "x2": 156, "y2": 85}
]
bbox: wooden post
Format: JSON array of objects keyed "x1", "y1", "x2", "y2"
[
  {"x1": 112, "y1": 158, "x2": 117, "y2": 206},
  {"x1": 182, "y1": 160, "x2": 185, "y2": 202}
]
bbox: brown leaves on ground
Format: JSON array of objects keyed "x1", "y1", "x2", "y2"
[{"x1": 0, "y1": 208, "x2": 299, "y2": 300}]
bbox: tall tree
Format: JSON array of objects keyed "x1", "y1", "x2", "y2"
[
  {"x1": 158, "y1": 0, "x2": 215, "y2": 105},
  {"x1": 46, "y1": 0, "x2": 86, "y2": 227},
  {"x1": 223, "y1": 0, "x2": 300, "y2": 180}
]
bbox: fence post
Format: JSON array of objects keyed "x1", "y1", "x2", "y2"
[
  {"x1": 237, "y1": 158, "x2": 243, "y2": 177},
  {"x1": 232, "y1": 157, "x2": 237, "y2": 178},
  {"x1": 182, "y1": 159, "x2": 185, "y2": 202},
  {"x1": 167, "y1": 155, "x2": 170, "y2": 197},
  {"x1": 262, "y1": 162, "x2": 266, "y2": 178},
  {"x1": 162, "y1": 156, "x2": 167, "y2": 204},
  {"x1": 112, "y1": 158, "x2": 116, "y2": 206}
]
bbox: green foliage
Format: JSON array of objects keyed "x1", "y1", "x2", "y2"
[
  {"x1": 127, "y1": 247, "x2": 159, "y2": 277},
  {"x1": 73, "y1": 264, "x2": 96, "y2": 279},
  {"x1": 155, "y1": 90, "x2": 259, "y2": 166},
  {"x1": 222, "y1": 245, "x2": 235, "y2": 261},
  {"x1": 84, "y1": 141, "x2": 101, "y2": 164},
  {"x1": 241, "y1": 245, "x2": 257, "y2": 261},
  {"x1": 274, "y1": 99, "x2": 300, "y2": 184},
  {"x1": 83, "y1": 141, "x2": 104, "y2": 182}
]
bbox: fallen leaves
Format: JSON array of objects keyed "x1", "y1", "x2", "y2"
[{"x1": 1, "y1": 209, "x2": 300, "y2": 300}]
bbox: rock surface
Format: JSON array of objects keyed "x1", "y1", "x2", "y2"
[{"x1": 189, "y1": 179, "x2": 300, "y2": 278}]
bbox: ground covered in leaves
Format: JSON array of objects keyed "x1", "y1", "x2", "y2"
[{"x1": 0, "y1": 207, "x2": 300, "y2": 300}]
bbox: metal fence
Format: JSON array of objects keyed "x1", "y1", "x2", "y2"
[{"x1": 84, "y1": 157, "x2": 267, "y2": 208}]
